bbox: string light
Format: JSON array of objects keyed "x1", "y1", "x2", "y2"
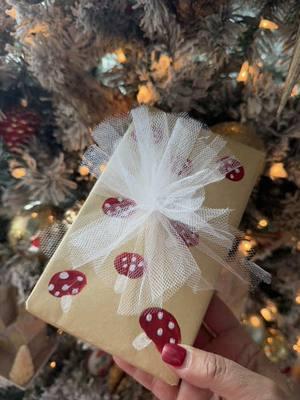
[
  {"x1": 11, "y1": 167, "x2": 26, "y2": 179},
  {"x1": 237, "y1": 61, "x2": 250, "y2": 82},
  {"x1": 49, "y1": 361, "x2": 56, "y2": 369},
  {"x1": 259, "y1": 19, "x2": 279, "y2": 31},
  {"x1": 78, "y1": 165, "x2": 89, "y2": 176},
  {"x1": 239, "y1": 237, "x2": 256, "y2": 256},
  {"x1": 31, "y1": 212, "x2": 38, "y2": 219},
  {"x1": 115, "y1": 48, "x2": 127, "y2": 64},
  {"x1": 269, "y1": 162, "x2": 288, "y2": 180},
  {"x1": 260, "y1": 302, "x2": 278, "y2": 322},
  {"x1": 258, "y1": 218, "x2": 268, "y2": 229},
  {"x1": 296, "y1": 295, "x2": 300, "y2": 304},
  {"x1": 248, "y1": 315, "x2": 264, "y2": 328},
  {"x1": 293, "y1": 337, "x2": 300, "y2": 353}
]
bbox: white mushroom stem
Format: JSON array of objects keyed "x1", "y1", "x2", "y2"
[
  {"x1": 114, "y1": 275, "x2": 128, "y2": 294},
  {"x1": 60, "y1": 295, "x2": 73, "y2": 313},
  {"x1": 132, "y1": 332, "x2": 152, "y2": 351}
]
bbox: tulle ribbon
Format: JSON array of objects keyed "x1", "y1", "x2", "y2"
[{"x1": 68, "y1": 107, "x2": 271, "y2": 315}]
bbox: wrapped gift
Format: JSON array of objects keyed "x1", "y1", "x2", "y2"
[
  {"x1": 0, "y1": 286, "x2": 57, "y2": 389},
  {"x1": 26, "y1": 107, "x2": 270, "y2": 385}
]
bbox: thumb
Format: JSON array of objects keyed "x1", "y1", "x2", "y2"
[{"x1": 162, "y1": 344, "x2": 280, "y2": 400}]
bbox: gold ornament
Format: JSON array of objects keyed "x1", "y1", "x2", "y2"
[
  {"x1": 8, "y1": 203, "x2": 60, "y2": 254},
  {"x1": 243, "y1": 314, "x2": 266, "y2": 345},
  {"x1": 211, "y1": 122, "x2": 264, "y2": 151},
  {"x1": 269, "y1": 162, "x2": 288, "y2": 180},
  {"x1": 264, "y1": 329, "x2": 289, "y2": 363},
  {"x1": 137, "y1": 83, "x2": 158, "y2": 105}
]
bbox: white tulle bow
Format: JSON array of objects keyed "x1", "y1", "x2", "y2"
[{"x1": 68, "y1": 107, "x2": 271, "y2": 315}]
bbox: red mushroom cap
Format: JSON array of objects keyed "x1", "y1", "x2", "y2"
[
  {"x1": 139, "y1": 308, "x2": 181, "y2": 352},
  {"x1": 48, "y1": 270, "x2": 87, "y2": 298},
  {"x1": 219, "y1": 156, "x2": 244, "y2": 182},
  {"x1": 114, "y1": 252, "x2": 146, "y2": 279},
  {"x1": 102, "y1": 197, "x2": 136, "y2": 217},
  {"x1": 171, "y1": 221, "x2": 199, "y2": 247}
]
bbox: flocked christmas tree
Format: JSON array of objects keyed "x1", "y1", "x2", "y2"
[{"x1": 0, "y1": 1, "x2": 299, "y2": 399}]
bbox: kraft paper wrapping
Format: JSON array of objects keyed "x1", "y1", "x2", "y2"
[{"x1": 26, "y1": 126, "x2": 265, "y2": 385}]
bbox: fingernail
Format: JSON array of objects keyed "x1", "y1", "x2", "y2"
[{"x1": 162, "y1": 344, "x2": 187, "y2": 368}]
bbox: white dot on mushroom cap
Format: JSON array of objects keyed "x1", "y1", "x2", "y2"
[
  {"x1": 104, "y1": 203, "x2": 111, "y2": 208},
  {"x1": 129, "y1": 264, "x2": 136, "y2": 272},
  {"x1": 138, "y1": 261, "x2": 144, "y2": 267},
  {"x1": 54, "y1": 291, "x2": 60, "y2": 296},
  {"x1": 229, "y1": 174, "x2": 234, "y2": 179},
  {"x1": 122, "y1": 257, "x2": 127, "y2": 262},
  {"x1": 168, "y1": 321, "x2": 175, "y2": 330},
  {"x1": 158, "y1": 312, "x2": 164, "y2": 320},
  {"x1": 146, "y1": 313, "x2": 152, "y2": 322},
  {"x1": 77, "y1": 276, "x2": 84, "y2": 281},
  {"x1": 59, "y1": 272, "x2": 69, "y2": 279},
  {"x1": 122, "y1": 263, "x2": 128, "y2": 269},
  {"x1": 72, "y1": 288, "x2": 79, "y2": 294},
  {"x1": 131, "y1": 256, "x2": 137, "y2": 262},
  {"x1": 117, "y1": 197, "x2": 123, "y2": 202},
  {"x1": 62, "y1": 284, "x2": 70, "y2": 291},
  {"x1": 48, "y1": 284, "x2": 54, "y2": 291},
  {"x1": 169, "y1": 338, "x2": 176, "y2": 344},
  {"x1": 157, "y1": 328, "x2": 163, "y2": 336}
]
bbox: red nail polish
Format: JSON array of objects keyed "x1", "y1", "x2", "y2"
[{"x1": 162, "y1": 344, "x2": 187, "y2": 367}]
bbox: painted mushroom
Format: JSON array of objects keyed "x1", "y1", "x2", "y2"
[
  {"x1": 48, "y1": 270, "x2": 87, "y2": 313},
  {"x1": 132, "y1": 308, "x2": 181, "y2": 352},
  {"x1": 114, "y1": 252, "x2": 146, "y2": 294},
  {"x1": 219, "y1": 156, "x2": 244, "y2": 182},
  {"x1": 102, "y1": 197, "x2": 136, "y2": 217},
  {"x1": 171, "y1": 221, "x2": 199, "y2": 247}
]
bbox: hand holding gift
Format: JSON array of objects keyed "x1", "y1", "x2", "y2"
[{"x1": 27, "y1": 107, "x2": 270, "y2": 384}]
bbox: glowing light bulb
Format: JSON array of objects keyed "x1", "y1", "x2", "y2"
[
  {"x1": 49, "y1": 361, "x2": 56, "y2": 368},
  {"x1": 237, "y1": 61, "x2": 250, "y2": 82},
  {"x1": 259, "y1": 19, "x2": 279, "y2": 31},
  {"x1": 11, "y1": 167, "x2": 26, "y2": 179},
  {"x1": 258, "y1": 218, "x2": 268, "y2": 229},
  {"x1": 79, "y1": 165, "x2": 89, "y2": 176},
  {"x1": 269, "y1": 163, "x2": 288, "y2": 180}
]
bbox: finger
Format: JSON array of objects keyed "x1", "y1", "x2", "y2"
[
  {"x1": 178, "y1": 380, "x2": 213, "y2": 400},
  {"x1": 113, "y1": 357, "x2": 178, "y2": 400},
  {"x1": 203, "y1": 295, "x2": 240, "y2": 335},
  {"x1": 162, "y1": 344, "x2": 274, "y2": 399}
]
